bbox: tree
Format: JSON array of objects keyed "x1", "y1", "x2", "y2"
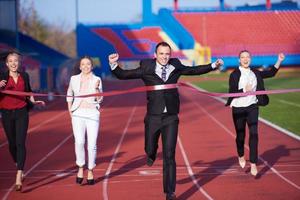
[{"x1": 18, "y1": 0, "x2": 76, "y2": 57}]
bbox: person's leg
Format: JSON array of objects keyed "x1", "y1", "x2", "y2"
[
  {"x1": 86, "y1": 117, "x2": 99, "y2": 185},
  {"x1": 246, "y1": 105, "x2": 259, "y2": 175},
  {"x1": 1, "y1": 111, "x2": 17, "y2": 164},
  {"x1": 232, "y1": 108, "x2": 247, "y2": 157},
  {"x1": 72, "y1": 116, "x2": 86, "y2": 168},
  {"x1": 232, "y1": 107, "x2": 247, "y2": 168},
  {"x1": 161, "y1": 115, "x2": 179, "y2": 195},
  {"x1": 144, "y1": 114, "x2": 161, "y2": 163},
  {"x1": 15, "y1": 108, "x2": 29, "y2": 171}
]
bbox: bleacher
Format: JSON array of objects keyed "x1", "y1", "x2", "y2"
[
  {"x1": 92, "y1": 26, "x2": 185, "y2": 60},
  {"x1": 174, "y1": 10, "x2": 300, "y2": 57},
  {"x1": 77, "y1": 1, "x2": 300, "y2": 70}
]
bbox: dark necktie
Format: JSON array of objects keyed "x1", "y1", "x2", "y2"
[{"x1": 161, "y1": 66, "x2": 167, "y2": 82}]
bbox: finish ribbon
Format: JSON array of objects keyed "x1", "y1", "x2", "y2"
[{"x1": 0, "y1": 82, "x2": 300, "y2": 98}]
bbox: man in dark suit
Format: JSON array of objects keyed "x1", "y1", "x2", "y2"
[{"x1": 108, "y1": 42, "x2": 223, "y2": 200}]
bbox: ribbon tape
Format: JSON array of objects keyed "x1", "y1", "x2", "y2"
[{"x1": 0, "y1": 82, "x2": 299, "y2": 98}]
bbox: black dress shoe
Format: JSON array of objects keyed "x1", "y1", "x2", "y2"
[
  {"x1": 87, "y1": 178, "x2": 95, "y2": 185},
  {"x1": 166, "y1": 193, "x2": 176, "y2": 200},
  {"x1": 15, "y1": 184, "x2": 22, "y2": 192},
  {"x1": 76, "y1": 177, "x2": 83, "y2": 184},
  {"x1": 146, "y1": 157, "x2": 154, "y2": 166}
]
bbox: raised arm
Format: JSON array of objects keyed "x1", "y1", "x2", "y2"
[
  {"x1": 108, "y1": 53, "x2": 143, "y2": 79},
  {"x1": 260, "y1": 53, "x2": 285, "y2": 78}
]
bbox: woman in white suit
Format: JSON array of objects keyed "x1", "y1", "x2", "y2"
[{"x1": 67, "y1": 56, "x2": 103, "y2": 185}]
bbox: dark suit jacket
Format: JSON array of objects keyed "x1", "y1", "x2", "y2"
[
  {"x1": 225, "y1": 66, "x2": 278, "y2": 107},
  {"x1": 0, "y1": 71, "x2": 33, "y2": 109},
  {"x1": 112, "y1": 58, "x2": 214, "y2": 115}
]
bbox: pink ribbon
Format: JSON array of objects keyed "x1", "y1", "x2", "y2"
[{"x1": 0, "y1": 82, "x2": 299, "y2": 98}]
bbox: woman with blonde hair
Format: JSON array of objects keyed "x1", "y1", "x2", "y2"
[
  {"x1": 226, "y1": 50, "x2": 285, "y2": 176},
  {"x1": 0, "y1": 51, "x2": 45, "y2": 191}
]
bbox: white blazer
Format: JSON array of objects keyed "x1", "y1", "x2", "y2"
[{"x1": 67, "y1": 73, "x2": 103, "y2": 112}]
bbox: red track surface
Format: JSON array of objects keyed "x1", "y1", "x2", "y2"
[{"x1": 0, "y1": 80, "x2": 299, "y2": 200}]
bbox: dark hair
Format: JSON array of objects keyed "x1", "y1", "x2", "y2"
[
  {"x1": 155, "y1": 42, "x2": 171, "y2": 53},
  {"x1": 79, "y1": 55, "x2": 94, "y2": 67},
  {"x1": 5, "y1": 50, "x2": 21, "y2": 62},
  {"x1": 72, "y1": 55, "x2": 94, "y2": 75},
  {"x1": 238, "y1": 50, "x2": 251, "y2": 58}
]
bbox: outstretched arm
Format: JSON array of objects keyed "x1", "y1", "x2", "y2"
[
  {"x1": 108, "y1": 53, "x2": 143, "y2": 79},
  {"x1": 179, "y1": 59, "x2": 223, "y2": 75},
  {"x1": 260, "y1": 53, "x2": 285, "y2": 78}
]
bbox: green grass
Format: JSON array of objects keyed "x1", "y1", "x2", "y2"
[{"x1": 184, "y1": 71, "x2": 300, "y2": 136}]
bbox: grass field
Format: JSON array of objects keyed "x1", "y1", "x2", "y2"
[{"x1": 181, "y1": 68, "x2": 300, "y2": 136}]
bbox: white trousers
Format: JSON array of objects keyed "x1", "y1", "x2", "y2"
[{"x1": 71, "y1": 108, "x2": 100, "y2": 170}]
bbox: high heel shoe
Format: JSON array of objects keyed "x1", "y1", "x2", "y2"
[
  {"x1": 76, "y1": 177, "x2": 84, "y2": 184},
  {"x1": 87, "y1": 170, "x2": 95, "y2": 185},
  {"x1": 238, "y1": 156, "x2": 246, "y2": 169},
  {"x1": 86, "y1": 178, "x2": 95, "y2": 185},
  {"x1": 15, "y1": 184, "x2": 22, "y2": 192},
  {"x1": 76, "y1": 166, "x2": 84, "y2": 184},
  {"x1": 15, "y1": 170, "x2": 23, "y2": 192},
  {"x1": 250, "y1": 163, "x2": 258, "y2": 176}
]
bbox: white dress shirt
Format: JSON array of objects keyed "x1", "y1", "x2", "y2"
[
  {"x1": 155, "y1": 62, "x2": 175, "y2": 82},
  {"x1": 230, "y1": 66, "x2": 258, "y2": 108}
]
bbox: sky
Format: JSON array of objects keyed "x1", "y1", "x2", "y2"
[{"x1": 20, "y1": 0, "x2": 289, "y2": 31}]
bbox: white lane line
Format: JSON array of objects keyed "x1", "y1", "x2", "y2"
[
  {"x1": 278, "y1": 99, "x2": 300, "y2": 108},
  {"x1": 0, "y1": 111, "x2": 67, "y2": 148},
  {"x1": 2, "y1": 127, "x2": 72, "y2": 199},
  {"x1": 102, "y1": 104, "x2": 138, "y2": 200},
  {"x1": 186, "y1": 92, "x2": 300, "y2": 190},
  {"x1": 139, "y1": 170, "x2": 160, "y2": 175},
  {"x1": 258, "y1": 118, "x2": 300, "y2": 141},
  {"x1": 178, "y1": 137, "x2": 214, "y2": 200}
]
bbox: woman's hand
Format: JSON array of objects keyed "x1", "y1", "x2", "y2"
[
  {"x1": 274, "y1": 53, "x2": 285, "y2": 69},
  {"x1": 33, "y1": 100, "x2": 45, "y2": 106},
  {"x1": 278, "y1": 53, "x2": 285, "y2": 62},
  {"x1": 95, "y1": 80, "x2": 100, "y2": 90},
  {"x1": 0, "y1": 80, "x2": 7, "y2": 88}
]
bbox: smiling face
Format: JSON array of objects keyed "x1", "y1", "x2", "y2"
[
  {"x1": 239, "y1": 51, "x2": 251, "y2": 68},
  {"x1": 6, "y1": 53, "x2": 20, "y2": 73},
  {"x1": 79, "y1": 57, "x2": 93, "y2": 75},
  {"x1": 155, "y1": 45, "x2": 171, "y2": 66}
]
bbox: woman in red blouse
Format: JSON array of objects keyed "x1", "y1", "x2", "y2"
[{"x1": 0, "y1": 51, "x2": 45, "y2": 191}]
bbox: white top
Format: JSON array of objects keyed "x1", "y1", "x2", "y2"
[
  {"x1": 66, "y1": 73, "x2": 103, "y2": 112},
  {"x1": 230, "y1": 66, "x2": 258, "y2": 108}
]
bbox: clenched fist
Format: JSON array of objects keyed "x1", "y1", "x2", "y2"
[{"x1": 108, "y1": 53, "x2": 119, "y2": 64}]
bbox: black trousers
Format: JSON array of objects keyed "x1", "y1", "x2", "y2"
[
  {"x1": 1, "y1": 107, "x2": 29, "y2": 170},
  {"x1": 144, "y1": 113, "x2": 179, "y2": 194},
  {"x1": 232, "y1": 104, "x2": 259, "y2": 163}
]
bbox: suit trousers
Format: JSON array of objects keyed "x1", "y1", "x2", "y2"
[
  {"x1": 232, "y1": 104, "x2": 259, "y2": 163},
  {"x1": 71, "y1": 108, "x2": 100, "y2": 170},
  {"x1": 1, "y1": 106, "x2": 29, "y2": 170},
  {"x1": 144, "y1": 113, "x2": 179, "y2": 193}
]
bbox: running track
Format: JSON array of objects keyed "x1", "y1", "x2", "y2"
[{"x1": 0, "y1": 80, "x2": 299, "y2": 200}]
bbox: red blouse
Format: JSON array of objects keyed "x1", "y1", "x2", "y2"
[{"x1": 0, "y1": 75, "x2": 27, "y2": 110}]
